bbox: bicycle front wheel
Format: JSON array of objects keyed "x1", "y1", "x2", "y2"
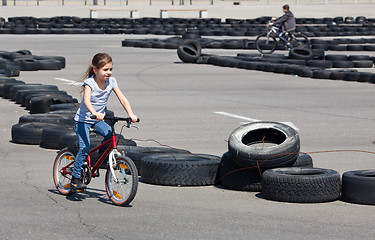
[
  {"x1": 53, "y1": 147, "x2": 75, "y2": 195},
  {"x1": 105, "y1": 155, "x2": 138, "y2": 206},
  {"x1": 291, "y1": 33, "x2": 311, "y2": 49},
  {"x1": 255, "y1": 33, "x2": 277, "y2": 54}
]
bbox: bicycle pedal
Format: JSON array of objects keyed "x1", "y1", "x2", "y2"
[{"x1": 95, "y1": 170, "x2": 100, "y2": 177}]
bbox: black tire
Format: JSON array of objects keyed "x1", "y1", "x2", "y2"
[
  {"x1": 219, "y1": 152, "x2": 262, "y2": 192},
  {"x1": 353, "y1": 60, "x2": 373, "y2": 68},
  {"x1": 50, "y1": 103, "x2": 78, "y2": 111},
  {"x1": 58, "y1": 131, "x2": 78, "y2": 150},
  {"x1": 123, "y1": 146, "x2": 191, "y2": 175},
  {"x1": 343, "y1": 71, "x2": 361, "y2": 81},
  {"x1": 18, "y1": 113, "x2": 74, "y2": 125},
  {"x1": 2, "y1": 80, "x2": 25, "y2": 98},
  {"x1": 348, "y1": 55, "x2": 371, "y2": 61},
  {"x1": 307, "y1": 60, "x2": 333, "y2": 68},
  {"x1": 279, "y1": 58, "x2": 306, "y2": 65},
  {"x1": 325, "y1": 54, "x2": 348, "y2": 61},
  {"x1": 14, "y1": 58, "x2": 40, "y2": 71},
  {"x1": 288, "y1": 47, "x2": 313, "y2": 60},
  {"x1": 10, "y1": 84, "x2": 58, "y2": 101},
  {"x1": 342, "y1": 170, "x2": 375, "y2": 205},
  {"x1": 38, "y1": 59, "x2": 63, "y2": 70},
  {"x1": 228, "y1": 121, "x2": 300, "y2": 169},
  {"x1": 312, "y1": 69, "x2": 332, "y2": 79},
  {"x1": 15, "y1": 89, "x2": 62, "y2": 104},
  {"x1": 311, "y1": 48, "x2": 325, "y2": 60},
  {"x1": 21, "y1": 91, "x2": 67, "y2": 107},
  {"x1": 295, "y1": 66, "x2": 313, "y2": 78},
  {"x1": 358, "y1": 72, "x2": 373, "y2": 83},
  {"x1": 11, "y1": 122, "x2": 59, "y2": 145},
  {"x1": 261, "y1": 167, "x2": 341, "y2": 203},
  {"x1": 346, "y1": 45, "x2": 364, "y2": 51},
  {"x1": 29, "y1": 95, "x2": 77, "y2": 114},
  {"x1": 332, "y1": 60, "x2": 354, "y2": 68},
  {"x1": 255, "y1": 33, "x2": 277, "y2": 54},
  {"x1": 140, "y1": 153, "x2": 220, "y2": 186},
  {"x1": 330, "y1": 70, "x2": 347, "y2": 80},
  {"x1": 292, "y1": 153, "x2": 313, "y2": 167},
  {"x1": 177, "y1": 39, "x2": 201, "y2": 63},
  {"x1": 34, "y1": 55, "x2": 66, "y2": 68},
  {"x1": 329, "y1": 45, "x2": 347, "y2": 51},
  {"x1": 41, "y1": 124, "x2": 75, "y2": 149}
]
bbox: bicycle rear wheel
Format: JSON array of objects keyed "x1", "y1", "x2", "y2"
[
  {"x1": 53, "y1": 147, "x2": 75, "y2": 195},
  {"x1": 255, "y1": 33, "x2": 277, "y2": 54},
  {"x1": 290, "y1": 33, "x2": 311, "y2": 49},
  {"x1": 105, "y1": 155, "x2": 138, "y2": 206}
]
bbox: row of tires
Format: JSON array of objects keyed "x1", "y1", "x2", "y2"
[
  {"x1": 4, "y1": 16, "x2": 374, "y2": 25},
  {"x1": 4, "y1": 26, "x2": 375, "y2": 38},
  {"x1": 2, "y1": 15, "x2": 375, "y2": 36},
  {"x1": 122, "y1": 36, "x2": 375, "y2": 53},
  {"x1": 206, "y1": 55, "x2": 375, "y2": 83},
  {"x1": 0, "y1": 49, "x2": 66, "y2": 78},
  {"x1": 175, "y1": 40, "x2": 375, "y2": 83},
  {"x1": 0, "y1": 78, "x2": 78, "y2": 113}
]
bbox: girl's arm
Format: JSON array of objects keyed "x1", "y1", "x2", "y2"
[
  {"x1": 113, "y1": 86, "x2": 138, "y2": 122},
  {"x1": 83, "y1": 85, "x2": 105, "y2": 121}
]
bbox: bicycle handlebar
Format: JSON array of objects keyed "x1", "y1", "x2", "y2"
[{"x1": 90, "y1": 115, "x2": 140, "y2": 127}]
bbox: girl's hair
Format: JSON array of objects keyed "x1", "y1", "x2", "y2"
[{"x1": 84, "y1": 53, "x2": 113, "y2": 79}]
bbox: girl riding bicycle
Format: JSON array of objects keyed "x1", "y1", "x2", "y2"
[{"x1": 71, "y1": 53, "x2": 138, "y2": 190}]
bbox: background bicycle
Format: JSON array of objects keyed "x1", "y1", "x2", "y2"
[{"x1": 255, "y1": 19, "x2": 311, "y2": 54}]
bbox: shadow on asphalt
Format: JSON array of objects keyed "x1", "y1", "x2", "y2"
[{"x1": 48, "y1": 188, "x2": 134, "y2": 207}]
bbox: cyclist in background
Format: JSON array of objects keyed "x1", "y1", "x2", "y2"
[{"x1": 270, "y1": 4, "x2": 296, "y2": 48}]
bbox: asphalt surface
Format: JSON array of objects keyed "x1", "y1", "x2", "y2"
[{"x1": 0, "y1": 32, "x2": 375, "y2": 239}]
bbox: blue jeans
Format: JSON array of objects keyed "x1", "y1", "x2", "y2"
[
  {"x1": 72, "y1": 121, "x2": 112, "y2": 178},
  {"x1": 279, "y1": 31, "x2": 288, "y2": 45}
]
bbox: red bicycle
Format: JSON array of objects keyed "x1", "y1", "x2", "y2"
[{"x1": 53, "y1": 116, "x2": 140, "y2": 206}]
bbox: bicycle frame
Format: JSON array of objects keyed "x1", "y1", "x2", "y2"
[
  {"x1": 87, "y1": 135, "x2": 116, "y2": 177},
  {"x1": 59, "y1": 133, "x2": 118, "y2": 178}
]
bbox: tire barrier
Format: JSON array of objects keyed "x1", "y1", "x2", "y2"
[
  {"x1": 188, "y1": 51, "x2": 375, "y2": 84},
  {"x1": 2, "y1": 16, "x2": 375, "y2": 38},
  {"x1": 261, "y1": 167, "x2": 341, "y2": 203},
  {"x1": 342, "y1": 170, "x2": 375, "y2": 205},
  {"x1": 0, "y1": 50, "x2": 65, "y2": 77}
]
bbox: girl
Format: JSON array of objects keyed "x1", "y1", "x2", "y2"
[{"x1": 71, "y1": 53, "x2": 138, "y2": 190}]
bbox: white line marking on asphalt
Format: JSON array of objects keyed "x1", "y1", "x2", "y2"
[
  {"x1": 214, "y1": 111, "x2": 299, "y2": 131},
  {"x1": 54, "y1": 78, "x2": 81, "y2": 86}
]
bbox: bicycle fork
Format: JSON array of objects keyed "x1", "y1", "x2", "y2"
[{"x1": 109, "y1": 149, "x2": 122, "y2": 182}]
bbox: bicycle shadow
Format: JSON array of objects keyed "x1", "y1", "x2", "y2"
[{"x1": 48, "y1": 188, "x2": 134, "y2": 207}]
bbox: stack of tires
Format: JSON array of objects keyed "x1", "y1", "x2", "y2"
[{"x1": 221, "y1": 121, "x2": 343, "y2": 203}]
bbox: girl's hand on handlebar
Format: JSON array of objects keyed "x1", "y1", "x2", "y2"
[{"x1": 95, "y1": 112, "x2": 105, "y2": 121}]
